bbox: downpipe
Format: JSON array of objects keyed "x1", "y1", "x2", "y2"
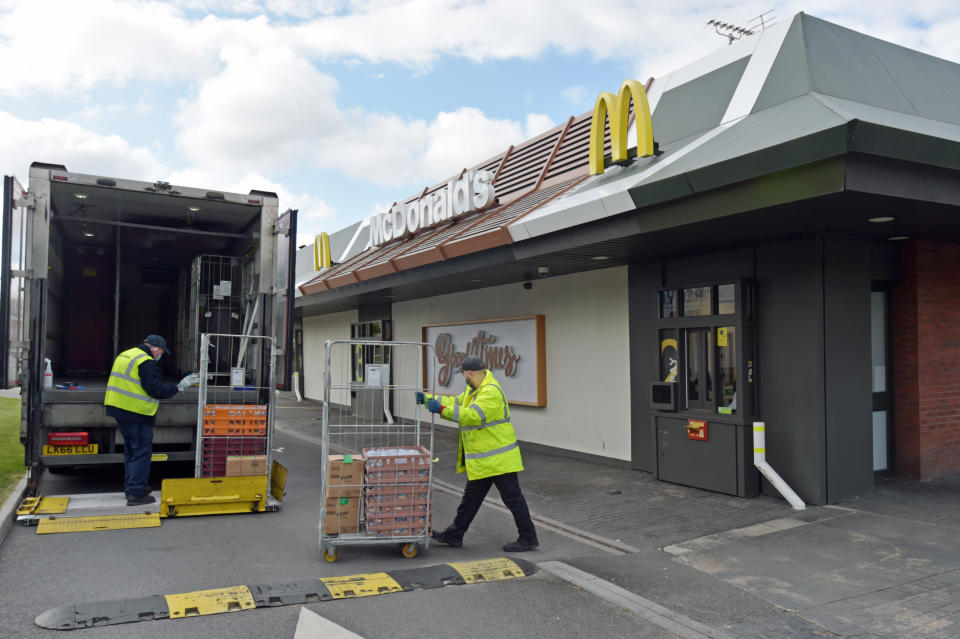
[{"x1": 753, "y1": 421, "x2": 805, "y2": 510}]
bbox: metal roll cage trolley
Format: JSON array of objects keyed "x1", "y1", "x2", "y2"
[{"x1": 319, "y1": 340, "x2": 436, "y2": 561}]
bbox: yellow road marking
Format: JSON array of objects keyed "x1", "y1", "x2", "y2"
[
  {"x1": 165, "y1": 586, "x2": 256, "y2": 618},
  {"x1": 319, "y1": 572, "x2": 404, "y2": 599},
  {"x1": 448, "y1": 558, "x2": 526, "y2": 583}
]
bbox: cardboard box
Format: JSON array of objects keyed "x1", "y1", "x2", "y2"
[
  {"x1": 243, "y1": 455, "x2": 266, "y2": 475},
  {"x1": 323, "y1": 495, "x2": 360, "y2": 534},
  {"x1": 225, "y1": 454, "x2": 268, "y2": 476},
  {"x1": 226, "y1": 455, "x2": 244, "y2": 476},
  {"x1": 327, "y1": 454, "x2": 363, "y2": 496}
]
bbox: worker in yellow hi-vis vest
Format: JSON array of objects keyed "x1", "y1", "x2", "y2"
[
  {"x1": 103, "y1": 335, "x2": 198, "y2": 506},
  {"x1": 417, "y1": 356, "x2": 539, "y2": 552}
]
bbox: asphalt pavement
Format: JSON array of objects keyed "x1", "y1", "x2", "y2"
[{"x1": 1, "y1": 392, "x2": 958, "y2": 638}]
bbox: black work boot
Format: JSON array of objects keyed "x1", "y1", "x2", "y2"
[
  {"x1": 126, "y1": 494, "x2": 156, "y2": 507},
  {"x1": 431, "y1": 530, "x2": 463, "y2": 548},
  {"x1": 502, "y1": 538, "x2": 539, "y2": 552}
]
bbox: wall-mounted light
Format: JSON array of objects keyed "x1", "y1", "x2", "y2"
[
  {"x1": 591, "y1": 255, "x2": 610, "y2": 261},
  {"x1": 74, "y1": 193, "x2": 88, "y2": 199},
  {"x1": 83, "y1": 231, "x2": 95, "y2": 238},
  {"x1": 537, "y1": 266, "x2": 549, "y2": 276},
  {"x1": 869, "y1": 216, "x2": 895, "y2": 223}
]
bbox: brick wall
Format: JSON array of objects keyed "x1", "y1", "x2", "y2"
[{"x1": 891, "y1": 240, "x2": 960, "y2": 479}]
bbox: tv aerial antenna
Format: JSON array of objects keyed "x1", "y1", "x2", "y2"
[{"x1": 707, "y1": 11, "x2": 776, "y2": 45}]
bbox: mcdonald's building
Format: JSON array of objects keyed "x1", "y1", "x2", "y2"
[{"x1": 294, "y1": 12, "x2": 960, "y2": 506}]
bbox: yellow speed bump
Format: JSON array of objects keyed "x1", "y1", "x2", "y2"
[
  {"x1": 35, "y1": 558, "x2": 537, "y2": 630},
  {"x1": 319, "y1": 572, "x2": 404, "y2": 599},
  {"x1": 165, "y1": 586, "x2": 256, "y2": 618},
  {"x1": 448, "y1": 558, "x2": 526, "y2": 583}
]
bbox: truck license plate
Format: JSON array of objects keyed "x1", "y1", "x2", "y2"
[{"x1": 43, "y1": 444, "x2": 98, "y2": 456}]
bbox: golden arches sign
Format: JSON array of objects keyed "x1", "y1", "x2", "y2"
[
  {"x1": 314, "y1": 232, "x2": 331, "y2": 270},
  {"x1": 588, "y1": 79, "x2": 655, "y2": 176}
]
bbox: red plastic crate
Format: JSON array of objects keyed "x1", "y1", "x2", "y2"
[
  {"x1": 366, "y1": 513, "x2": 431, "y2": 537},
  {"x1": 365, "y1": 468, "x2": 430, "y2": 485},
  {"x1": 363, "y1": 446, "x2": 430, "y2": 472}
]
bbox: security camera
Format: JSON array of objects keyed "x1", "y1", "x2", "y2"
[{"x1": 522, "y1": 281, "x2": 532, "y2": 290}]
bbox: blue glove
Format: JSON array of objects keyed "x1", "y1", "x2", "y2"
[
  {"x1": 427, "y1": 398, "x2": 443, "y2": 414},
  {"x1": 415, "y1": 391, "x2": 425, "y2": 405}
]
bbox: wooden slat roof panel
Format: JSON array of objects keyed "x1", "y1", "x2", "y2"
[{"x1": 451, "y1": 176, "x2": 585, "y2": 241}]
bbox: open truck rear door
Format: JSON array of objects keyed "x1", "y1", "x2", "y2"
[
  {"x1": 271, "y1": 207, "x2": 297, "y2": 390},
  {"x1": 2, "y1": 175, "x2": 32, "y2": 390}
]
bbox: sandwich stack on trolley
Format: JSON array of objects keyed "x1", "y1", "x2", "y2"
[{"x1": 320, "y1": 339, "x2": 436, "y2": 561}]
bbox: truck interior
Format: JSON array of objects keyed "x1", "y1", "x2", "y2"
[{"x1": 45, "y1": 179, "x2": 263, "y2": 383}]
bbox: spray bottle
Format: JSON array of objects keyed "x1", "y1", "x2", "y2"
[{"x1": 44, "y1": 358, "x2": 53, "y2": 389}]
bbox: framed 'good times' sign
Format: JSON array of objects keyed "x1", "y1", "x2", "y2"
[{"x1": 422, "y1": 315, "x2": 546, "y2": 407}]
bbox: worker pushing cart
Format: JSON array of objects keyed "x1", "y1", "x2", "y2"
[{"x1": 319, "y1": 339, "x2": 436, "y2": 561}]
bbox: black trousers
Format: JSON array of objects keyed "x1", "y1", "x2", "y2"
[{"x1": 445, "y1": 472, "x2": 537, "y2": 543}]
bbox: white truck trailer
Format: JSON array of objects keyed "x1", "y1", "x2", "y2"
[{"x1": 2, "y1": 163, "x2": 297, "y2": 494}]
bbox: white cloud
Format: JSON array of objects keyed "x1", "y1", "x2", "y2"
[
  {"x1": 3, "y1": 1, "x2": 958, "y2": 99},
  {"x1": 175, "y1": 45, "x2": 342, "y2": 171},
  {"x1": 0, "y1": 111, "x2": 166, "y2": 184},
  {"x1": 175, "y1": 46, "x2": 538, "y2": 188},
  {"x1": 562, "y1": 85, "x2": 588, "y2": 108},
  {"x1": 0, "y1": 0, "x2": 221, "y2": 95},
  {"x1": 524, "y1": 113, "x2": 556, "y2": 139}
]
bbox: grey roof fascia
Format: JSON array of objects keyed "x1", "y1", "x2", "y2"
[
  {"x1": 811, "y1": 93, "x2": 960, "y2": 146},
  {"x1": 846, "y1": 121, "x2": 960, "y2": 173}
]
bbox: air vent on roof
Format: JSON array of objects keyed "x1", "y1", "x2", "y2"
[
  {"x1": 96, "y1": 178, "x2": 117, "y2": 187},
  {"x1": 206, "y1": 192, "x2": 225, "y2": 200}
]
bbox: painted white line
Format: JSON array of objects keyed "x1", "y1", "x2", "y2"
[
  {"x1": 539, "y1": 561, "x2": 735, "y2": 639},
  {"x1": 663, "y1": 517, "x2": 810, "y2": 556},
  {"x1": 294, "y1": 607, "x2": 364, "y2": 639},
  {"x1": 430, "y1": 479, "x2": 638, "y2": 555}
]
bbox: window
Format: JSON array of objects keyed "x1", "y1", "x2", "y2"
[
  {"x1": 685, "y1": 328, "x2": 714, "y2": 409},
  {"x1": 717, "y1": 326, "x2": 737, "y2": 414},
  {"x1": 655, "y1": 282, "x2": 747, "y2": 416},
  {"x1": 659, "y1": 290, "x2": 679, "y2": 318},
  {"x1": 682, "y1": 287, "x2": 712, "y2": 316}
]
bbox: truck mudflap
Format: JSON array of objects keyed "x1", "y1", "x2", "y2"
[{"x1": 35, "y1": 558, "x2": 538, "y2": 630}]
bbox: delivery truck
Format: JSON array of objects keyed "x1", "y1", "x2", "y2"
[{"x1": 2, "y1": 162, "x2": 297, "y2": 493}]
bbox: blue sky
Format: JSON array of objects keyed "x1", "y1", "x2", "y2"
[{"x1": 2, "y1": 0, "x2": 958, "y2": 247}]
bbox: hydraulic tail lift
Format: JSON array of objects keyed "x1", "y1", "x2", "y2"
[
  {"x1": 16, "y1": 332, "x2": 289, "y2": 533},
  {"x1": 16, "y1": 461, "x2": 287, "y2": 533}
]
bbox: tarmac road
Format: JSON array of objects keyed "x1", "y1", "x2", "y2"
[
  {"x1": 0, "y1": 415, "x2": 690, "y2": 639},
  {"x1": 3, "y1": 395, "x2": 959, "y2": 638}
]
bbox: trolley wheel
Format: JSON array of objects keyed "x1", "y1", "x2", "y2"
[
  {"x1": 400, "y1": 543, "x2": 419, "y2": 559},
  {"x1": 323, "y1": 547, "x2": 340, "y2": 562}
]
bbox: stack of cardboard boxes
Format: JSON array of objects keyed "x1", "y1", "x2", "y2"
[
  {"x1": 363, "y1": 446, "x2": 432, "y2": 538},
  {"x1": 323, "y1": 454, "x2": 363, "y2": 535}
]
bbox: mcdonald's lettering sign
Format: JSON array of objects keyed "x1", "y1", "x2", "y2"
[
  {"x1": 368, "y1": 170, "x2": 496, "y2": 248},
  {"x1": 589, "y1": 79, "x2": 655, "y2": 176}
]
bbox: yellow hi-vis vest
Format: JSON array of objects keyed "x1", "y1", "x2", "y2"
[
  {"x1": 430, "y1": 370, "x2": 523, "y2": 480},
  {"x1": 103, "y1": 347, "x2": 160, "y2": 416}
]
